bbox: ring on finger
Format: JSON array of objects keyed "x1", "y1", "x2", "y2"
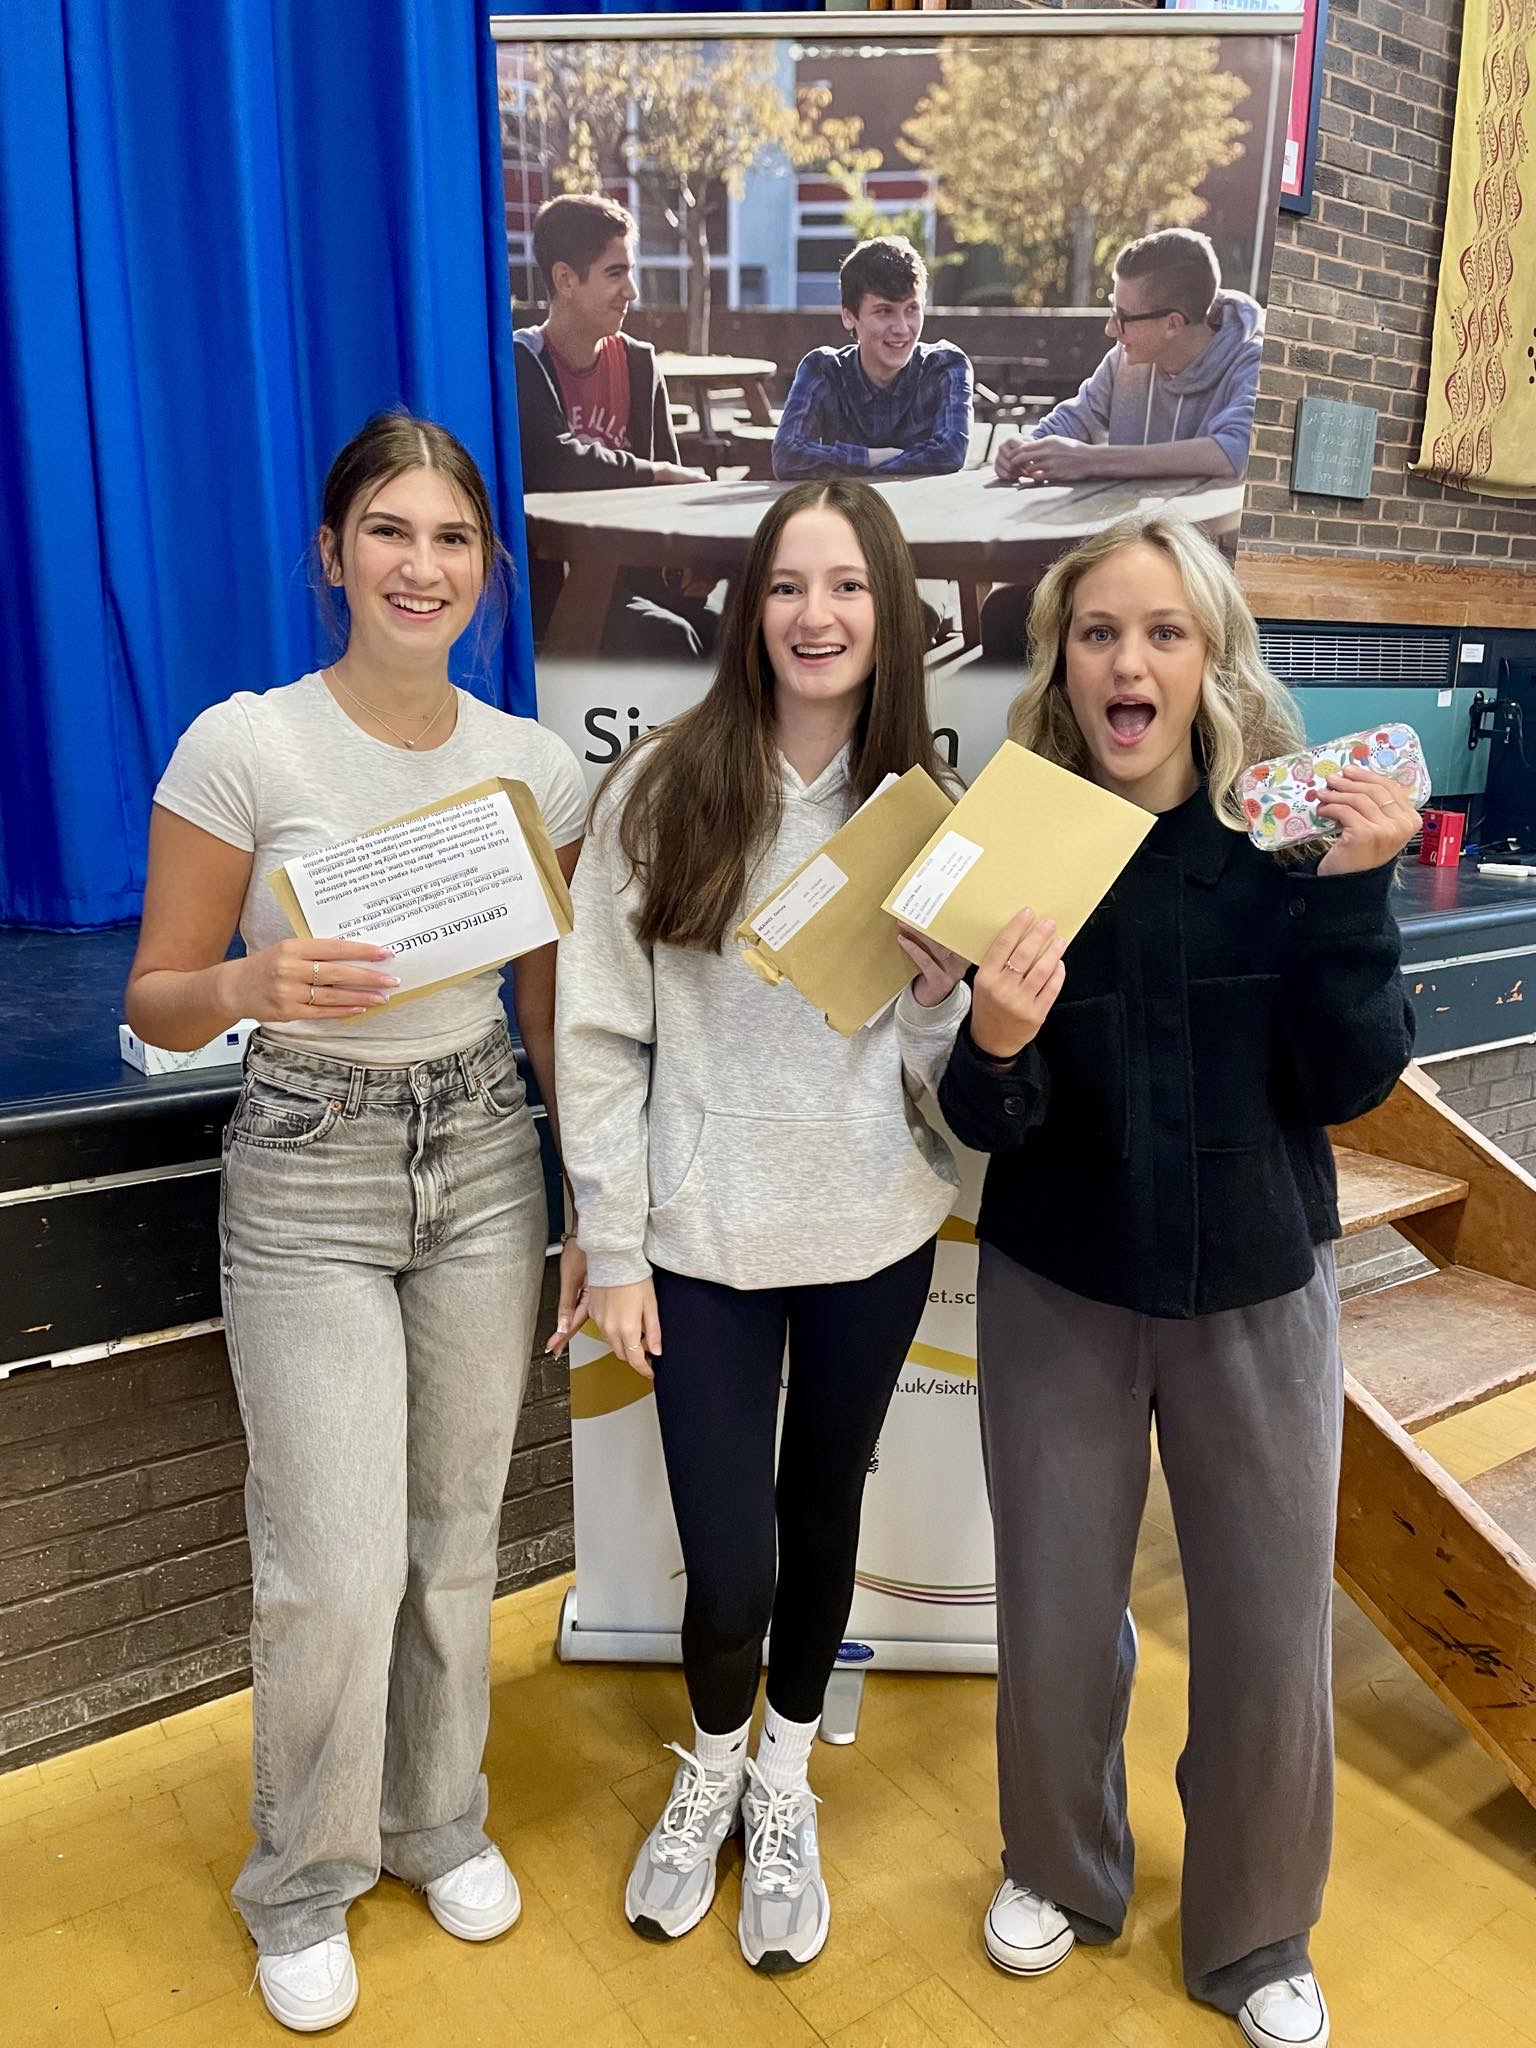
[
  {"x1": 306, "y1": 986, "x2": 316, "y2": 1006},
  {"x1": 1003, "y1": 958, "x2": 1025, "y2": 976},
  {"x1": 310, "y1": 961, "x2": 321, "y2": 986}
]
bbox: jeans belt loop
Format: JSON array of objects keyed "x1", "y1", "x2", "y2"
[{"x1": 343, "y1": 1062, "x2": 366, "y2": 1119}]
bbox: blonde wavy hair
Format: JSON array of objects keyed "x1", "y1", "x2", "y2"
[{"x1": 1007, "y1": 512, "x2": 1305, "y2": 837}]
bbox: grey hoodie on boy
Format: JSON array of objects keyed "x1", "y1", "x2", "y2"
[{"x1": 1030, "y1": 290, "x2": 1263, "y2": 477}]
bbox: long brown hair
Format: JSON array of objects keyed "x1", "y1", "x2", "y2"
[{"x1": 607, "y1": 479, "x2": 944, "y2": 951}]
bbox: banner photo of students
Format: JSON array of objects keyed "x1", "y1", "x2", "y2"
[{"x1": 492, "y1": 9, "x2": 1298, "y2": 1670}]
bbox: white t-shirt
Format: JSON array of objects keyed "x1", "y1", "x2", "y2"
[{"x1": 154, "y1": 673, "x2": 587, "y2": 1062}]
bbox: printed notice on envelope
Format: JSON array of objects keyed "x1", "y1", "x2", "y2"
[
  {"x1": 752, "y1": 854, "x2": 849, "y2": 951},
  {"x1": 889, "y1": 831, "x2": 984, "y2": 930},
  {"x1": 283, "y1": 789, "x2": 558, "y2": 995}
]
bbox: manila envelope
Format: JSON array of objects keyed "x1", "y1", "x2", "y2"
[
  {"x1": 736, "y1": 765, "x2": 954, "y2": 1035},
  {"x1": 880, "y1": 741, "x2": 1152, "y2": 966},
  {"x1": 270, "y1": 776, "x2": 574, "y2": 1014}
]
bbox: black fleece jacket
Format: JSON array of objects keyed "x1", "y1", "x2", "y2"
[{"x1": 937, "y1": 787, "x2": 1416, "y2": 1319}]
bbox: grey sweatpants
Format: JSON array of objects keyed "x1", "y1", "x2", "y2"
[{"x1": 977, "y1": 1243, "x2": 1342, "y2": 2016}]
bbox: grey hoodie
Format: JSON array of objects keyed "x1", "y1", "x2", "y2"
[
  {"x1": 1030, "y1": 290, "x2": 1264, "y2": 477},
  {"x1": 555, "y1": 747, "x2": 967, "y2": 1290}
]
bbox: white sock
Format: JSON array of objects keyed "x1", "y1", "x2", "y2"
[
  {"x1": 754, "y1": 1704, "x2": 818, "y2": 1793},
  {"x1": 693, "y1": 1717, "x2": 750, "y2": 1779}
]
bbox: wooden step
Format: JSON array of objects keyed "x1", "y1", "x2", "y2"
[
  {"x1": 1467, "y1": 1445, "x2": 1536, "y2": 1564},
  {"x1": 1341, "y1": 1265, "x2": 1536, "y2": 1431},
  {"x1": 1332, "y1": 1146, "x2": 1468, "y2": 1237}
]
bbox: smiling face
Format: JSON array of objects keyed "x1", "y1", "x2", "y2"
[
  {"x1": 325, "y1": 465, "x2": 485, "y2": 664},
  {"x1": 554, "y1": 234, "x2": 639, "y2": 344},
  {"x1": 760, "y1": 505, "x2": 877, "y2": 714},
  {"x1": 1062, "y1": 540, "x2": 1207, "y2": 814},
  {"x1": 842, "y1": 290, "x2": 924, "y2": 387}
]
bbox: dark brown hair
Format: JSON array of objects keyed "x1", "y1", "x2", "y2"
[
  {"x1": 604, "y1": 480, "x2": 945, "y2": 952},
  {"x1": 1114, "y1": 228, "x2": 1221, "y2": 329},
  {"x1": 313, "y1": 410, "x2": 510, "y2": 666},
  {"x1": 533, "y1": 193, "x2": 636, "y2": 294},
  {"x1": 839, "y1": 234, "x2": 927, "y2": 316}
]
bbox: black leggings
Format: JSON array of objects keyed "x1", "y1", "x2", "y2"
[{"x1": 650, "y1": 1238, "x2": 936, "y2": 1731}]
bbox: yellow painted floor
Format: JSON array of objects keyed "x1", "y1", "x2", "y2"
[{"x1": 8, "y1": 1395, "x2": 1536, "y2": 2048}]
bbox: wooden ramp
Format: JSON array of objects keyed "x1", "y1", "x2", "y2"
[{"x1": 1330, "y1": 1065, "x2": 1536, "y2": 1806}]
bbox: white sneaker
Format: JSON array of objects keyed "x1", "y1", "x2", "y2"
[
  {"x1": 426, "y1": 1845, "x2": 522, "y2": 1942},
  {"x1": 738, "y1": 1761, "x2": 829, "y2": 1973},
  {"x1": 256, "y1": 1935, "x2": 358, "y2": 2033},
  {"x1": 1239, "y1": 1974, "x2": 1330, "y2": 2047},
  {"x1": 626, "y1": 1744, "x2": 744, "y2": 1942},
  {"x1": 983, "y1": 1879, "x2": 1076, "y2": 1977}
]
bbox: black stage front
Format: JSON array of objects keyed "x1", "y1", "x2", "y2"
[{"x1": 3, "y1": 863, "x2": 1535, "y2": 1372}]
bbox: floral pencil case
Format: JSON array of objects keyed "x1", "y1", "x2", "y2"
[{"x1": 1239, "y1": 724, "x2": 1432, "y2": 850}]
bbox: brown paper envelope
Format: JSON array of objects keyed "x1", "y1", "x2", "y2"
[
  {"x1": 735, "y1": 765, "x2": 954, "y2": 1035},
  {"x1": 269, "y1": 776, "x2": 573, "y2": 1015},
  {"x1": 880, "y1": 741, "x2": 1152, "y2": 966}
]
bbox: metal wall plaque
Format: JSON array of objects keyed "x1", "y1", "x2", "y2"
[{"x1": 1291, "y1": 395, "x2": 1378, "y2": 498}]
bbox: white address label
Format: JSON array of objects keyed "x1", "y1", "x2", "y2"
[
  {"x1": 890, "y1": 830, "x2": 984, "y2": 930},
  {"x1": 754, "y1": 852, "x2": 848, "y2": 950}
]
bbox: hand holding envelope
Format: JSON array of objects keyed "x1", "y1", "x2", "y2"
[
  {"x1": 736, "y1": 741, "x2": 1153, "y2": 1033},
  {"x1": 271, "y1": 777, "x2": 574, "y2": 1014},
  {"x1": 880, "y1": 741, "x2": 1153, "y2": 965}
]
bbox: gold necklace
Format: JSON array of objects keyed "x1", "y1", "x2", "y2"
[{"x1": 326, "y1": 667, "x2": 454, "y2": 750}]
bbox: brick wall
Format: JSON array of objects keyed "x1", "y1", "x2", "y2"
[
  {"x1": 0, "y1": 1264, "x2": 569, "y2": 1771},
  {"x1": 1422, "y1": 1042, "x2": 1536, "y2": 1165},
  {"x1": 1031, "y1": 0, "x2": 1536, "y2": 567}
]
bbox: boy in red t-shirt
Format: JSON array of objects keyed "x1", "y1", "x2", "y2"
[{"x1": 514, "y1": 194, "x2": 715, "y2": 656}]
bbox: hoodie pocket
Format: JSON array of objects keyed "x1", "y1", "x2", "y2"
[{"x1": 649, "y1": 1110, "x2": 952, "y2": 1273}]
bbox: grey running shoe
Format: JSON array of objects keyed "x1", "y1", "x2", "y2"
[
  {"x1": 625, "y1": 1743, "x2": 743, "y2": 1942},
  {"x1": 737, "y1": 1759, "x2": 830, "y2": 1973}
]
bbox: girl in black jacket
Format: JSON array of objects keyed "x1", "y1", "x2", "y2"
[{"x1": 939, "y1": 513, "x2": 1416, "y2": 2048}]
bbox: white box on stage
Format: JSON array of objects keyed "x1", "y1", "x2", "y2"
[{"x1": 118, "y1": 1020, "x2": 256, "y2": 1075}]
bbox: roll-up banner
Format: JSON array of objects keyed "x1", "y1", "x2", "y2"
[{"x1": 491, "y1": 8, "x2": 1298, "y2": 1673}]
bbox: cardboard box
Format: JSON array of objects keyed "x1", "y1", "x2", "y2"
[
  {"x1": 1418, "y1": 808, "x2": 1465, "y2": 867},
  {"x1": 119, "y1": 1020, "x2": 256, "y2": 1075}
]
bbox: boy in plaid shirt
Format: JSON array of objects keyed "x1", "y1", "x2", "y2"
[{"x1": 773, "y1": 238, "x2": 973, "y2": 481}]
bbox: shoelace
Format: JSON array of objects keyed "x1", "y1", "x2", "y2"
[
  {"x1": 652, "y1": 1743, "x2": 737, "y2": 1870},
  {"x1": 1253, "y1": 1976, "x2": 1317, "y2": 2010},
  {"x1": 744, "y1": 1757, "x2": 821, "y2": 1896}
]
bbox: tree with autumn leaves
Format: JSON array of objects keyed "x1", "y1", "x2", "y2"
[
  {"x1": 900, "y1": 38, "x2": 1250, "y2": 306},
  {"x1": 506, "y1": 41, "x2": 873, "y2": 353}
]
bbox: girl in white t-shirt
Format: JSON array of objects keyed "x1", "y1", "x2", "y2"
[{"x1": 127, "y1": 413, "x2": 587, "y2": 2033}]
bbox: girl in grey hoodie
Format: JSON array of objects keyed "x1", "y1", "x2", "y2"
[{"x1": 555, "y1": 480, "x2": 968, "y2": 1976}]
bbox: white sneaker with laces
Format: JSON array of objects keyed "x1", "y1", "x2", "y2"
[
  {"x1": 1239, "y1": 1974, "x2": 1330, "y2": 2047},
  {"x1": 256, "y1": 1934, "x2": 358, "y2": 2033},
  {"x1": 625, "y1": 1743, "x2": 744, "y2": 1941},
  {"x1": 738, "y1": 1759, "x2": 829, "y2": 1973},
  {"x1": 983, "y1": 1878, "x2": 1076, "y2": 1976},
  {"x1": 425, "y1": 1844, "x2": 522, "y2": 1941}
]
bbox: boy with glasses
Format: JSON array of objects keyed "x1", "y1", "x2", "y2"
[
  {"x1": 992, "y1": 228, "x2": 1261, "y2": 488},
  {"x1": 982, "y1": 228, "x2": 1261, "y2": 660}
]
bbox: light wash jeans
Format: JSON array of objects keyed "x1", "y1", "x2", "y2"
[{"x1": 219, "y1": 1020, "x2": 547, "y2": 1955}]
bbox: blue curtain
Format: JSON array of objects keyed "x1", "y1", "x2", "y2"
[{"x1": 0, "y1": 0, "x2": 532, "y2": 929}]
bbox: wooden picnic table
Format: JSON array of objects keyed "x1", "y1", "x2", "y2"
[
  {"x1": 523, "y1": 471, "x2": 1246, "y2": 657},
  {"x1": 655, "y1": 353, "x2": 779, "y2": 436}
]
